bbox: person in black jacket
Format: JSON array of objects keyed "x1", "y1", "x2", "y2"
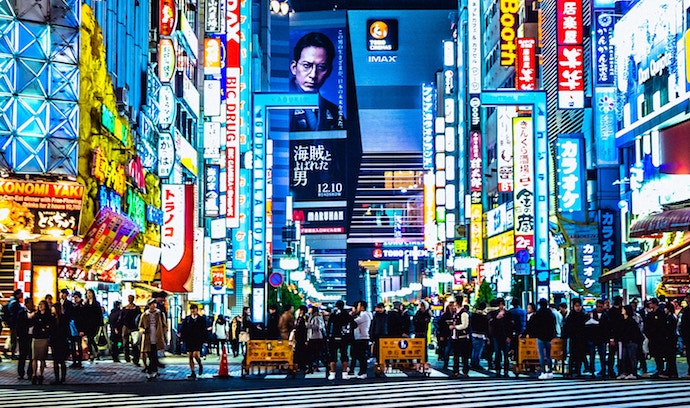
[
  {"x1": 470, "y1": 302, "x2": 489, "y2": 370},
  {"x1": 680, "y1": 295, "x2": 690, "y2": 378},
  {"x1": 488, "y1": 298, "x2": 514, "y2": 377},
  {"x1": 82, "y1": 289, "x2": 103, "y2": 363},
  {"x1": 29, "y1": 300, "x2": 55, "y2": 385},
  {"x1": 178, "y1": 304, "x2": 208, "y2": 379},
  {"x1": 369, "y1": 302, "x2": 388, "y2": 363},
  {"x1": 437, "y1": 303, "x2": 454, "y2": 369},
  {"x1": 119, "y1": 295, "x2": 141, "y2": 365},
  {"x1": 563, "y1": 298, "x2": 588, "y2": 377},
  {"x1": 50, "y1": 300, "x2": 70, "y2": 384},
  {"x1": 617, "y1": 305, "x2": 644, "y2": 379},
  {"x1": 661, "y1": 303, "x2": 678, "y2": 378},
  {"x1": 607, "y1": 296, "x2": 624, "y2": 378},
  {"x1": 16, "y1": 297, "x2": 33, "y2": 380},
  {"x1": 108, "y1": 301, "x2": 123, "y2": 362},
  {"x1": 584, "y1": 299, "x2": 610, "y2": 378},
  {"x1": 528, "y1": 299, "x2": 556, "y2": 379},
  {"x1": 326, "y1": 300, "x2": 355, "y2": 380},
  {"x1": 70, "y1": 291, "x2": 85, "y2": 368},
  {"x1": 266, "y1": 304, "x2": 280, "y2": 340},
  {"x1": 644, "y1": 298, "x2": 666, "y2": 377}
]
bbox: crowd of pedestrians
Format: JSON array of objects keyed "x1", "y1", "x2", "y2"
[{"x1": 2, "y1": 290, "x2": 690, "y2": 383}]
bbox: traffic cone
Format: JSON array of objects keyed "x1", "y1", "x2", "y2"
[{"x1": 214, "y1": 344, "x2": 230, "y2": 378}]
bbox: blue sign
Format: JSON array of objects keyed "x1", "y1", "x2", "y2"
[
  {"x1": 594, "y1": 11, "x2": 616, "y2": 86},
  {"x1": 556, "y1": 134, "x2": 585, "y2": 215},
  {"x1": 599, "y1": 208, "x2": 620, "y2": 274},
  {"x1": 422, "y1": 83, "x2": 434, "y2": 169}
]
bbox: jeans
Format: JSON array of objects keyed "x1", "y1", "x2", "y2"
[
  {"x1": 352, "y1": 339, "x2": 369, "y2": 376},
  {"x1": 17, "y1": 336, "x2": 32, "y2": 378},
  {"x1": 147, "y1": 344, "x2": 159, "y2": 373},
  {"x1": 536, "y1": 338, "x2": 553, "y2": 373},
  {"x1": 587, "y1": 341, "x2": 606, "y2": 374},
  {"x1": 620, "y1": 341, "x2": 638, "y2": 376},
  {"x1": 471, "y1": 336, "x2": 486, "y2": 367},
  {"x1": 491, "y1": 337, "x2": 510, "y2": 374}
]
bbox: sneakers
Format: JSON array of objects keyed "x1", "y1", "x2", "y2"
[
  {"x1": 625, "y1": 374, "x2": 637, "y2": 380},
  {"x1": 616, "y1": 374, "x2": 627, "y2": 379},
  {"x1": 538, "y1": 372, "x2": 553, "y2": 380},
  {"x1": 327, "y1": 372, "x2": 336, "y2": 381},
  {"x1": 342, "y1": 372, "x2": 351, "y2": 380},
  {"x1": 357, "y1": 374, "x2": 367, "y2": 379}
]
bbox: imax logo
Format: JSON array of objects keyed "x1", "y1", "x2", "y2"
[{"x1": 368, "y1": 55, "x2": 397, "y2": 63}]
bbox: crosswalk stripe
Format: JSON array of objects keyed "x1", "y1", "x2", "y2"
[{"x1": 0, "y1": 379, "x2": 688, "y2": 408}]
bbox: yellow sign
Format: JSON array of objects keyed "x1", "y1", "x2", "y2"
[
  {"x1": 487, "y1": 230, "x2": 515, "y2": 260},
  {"x1": 470, "y1": 204, "x2": 483, "y2": 259},
  {"x1": 499, "y1": 0, "x2": 518, "y2": 65}
]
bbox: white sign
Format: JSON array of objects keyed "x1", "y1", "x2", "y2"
[
  {"x1": 497, "y1": 106, "x2": 516, "y2": 192},
  {"x1": 486, "y1": 201, "x2": 514, "y2": 237},
  {"x1": 157, "y1": 132, "x2": 175, "y2": 178},
  {"x1": 203, "y1": 121, "x2": 222, "y2": 159},
  {"x1": 181, "y1": 74, "x2": 200, "y2": 118},
  {"x1": 179, "y1": 14, "x2": 198, "y2": 60},
  {"x1": 158, "y1": 85, "x2": 176, "y2": 127},
  {"x1": 204, "y1": 79, "x2": 221, "y2": 117},
  {"x1": 467, "y1": 0, "x2": 482, "y2": 93}
]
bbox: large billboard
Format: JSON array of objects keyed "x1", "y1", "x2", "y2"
[
  {"x1": 290, "y1": 138, "x2": 347, "y2": 202},
  {"x1": 161, "y1": 184, "x2": 194, "y2": 292}
]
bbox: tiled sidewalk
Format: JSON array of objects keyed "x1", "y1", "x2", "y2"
[{"x1": 0, "y1": 353, "x2": 242, "y2": 385}]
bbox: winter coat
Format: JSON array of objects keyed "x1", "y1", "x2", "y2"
[
  {"x1": 563, "y1": 310, "x2": 588, "y2": 342},
  {"x1": 180, "y1": 314, "x2": 208, "y2": 350},
  {"x1": 527, "y1": 307, "x2": 556, "y2": 341},
  {"x1": 617, "y1": 316, "x2": 644, "y2": 345},
  {"x1": 138, "y1": 309, "x2": 166, "y2": 352},
  {"x1": 82, "y1": 300, "x2": 103, "y2": 337},
  {"x1": 279, "y1": 310, "x2": 295, "y2": 340},
  {"x1": 584, "y1": 310, "x2": 611, "y2": 344},
  {"x1": 412, "y1": 310, "x2": 431, "y2": 336},
  {"x1": 488, "y1": 309, "x2": 515, "y2": 339},
  {"x1": 369, "y1": 311, "x2": 388, "y2": 339},
  {"x1": 30, "y1": 310, "x2": 55, "y2": 339},
  {"x1": 307, "y1": 313, "x2": 325, "y2": 340}
]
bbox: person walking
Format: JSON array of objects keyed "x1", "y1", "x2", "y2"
[
  {"x1": 108, "y1": 301, "x2": 123, "y2": 362},
  {"x1": 660, "y1": 303, "x2": 679, "y2": 378},
  {"x1": 139, "y1": 298, "x2": 167, "y2": 380},
  {"x1": 279, "y1": 305, "x2": 296, "y2": 341},
  {"x1": 229, "y1": 315, "x2": 241, "y2": 357},
  {"x1": 213, "y1": 314, "x2": 229, "y2": 356},
  {"x1": 119, "y1": 295, "x2": 142, "y2": 365},
  {"x1": 528, "y1": 299, "x2": 557, "y2": 379},
  {"x1": 16, "y1": 297, "x2": 33, "y2": 381},
  {"x1": 69, "y1": 291, "x2": 85, "y2": 368},
  {"x1": 438, "y1": 302, "x2": 454, "y2": 369},
  {"x1": 266, "y1": 305, "x2": 280, "y2": 340},
  {"x1": 645, "y1": 298, "x2": 666, "y2": 377},
  {"x1": 179, "y1": 304, "x2": 207, "y2": 379},
  {"x1": 82, "y1": 289, "x2": 103, "y2": 363},
  {"x1": 6, "y1": 289, "x2": 24, "y2": 359},
  {"x1": 352, "y1": 300, "x2": 372, "y2": 379},
  {"x1": 369, "y1": 303, "x2": 388, "y2": 366},
  {"x1": 29, "y1": 300, "x2": 55, "y2": 385},
  {"x1": 679, "y1": 295, "x2": 690, "y2": 378},
  {"x1": 50, "y1": 300, "x2": 70, "y2": 384},
  {"x1": 326, "y1": 300, "x2": 355, "y2": 380}
]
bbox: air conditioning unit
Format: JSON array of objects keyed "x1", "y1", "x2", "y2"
[{"x1": 115, "y1": 86, "x2": 129, "y2": 116}]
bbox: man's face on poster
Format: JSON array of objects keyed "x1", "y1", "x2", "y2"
[{"x1": 290, "y1": 46, "x2": 331, "y2": 93}]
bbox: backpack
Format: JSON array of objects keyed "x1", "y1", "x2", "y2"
[{"x1": 0, "y1": 302, "x2": 8, "y2": 327}]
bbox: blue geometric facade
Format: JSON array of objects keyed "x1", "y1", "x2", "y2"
[{"x1": 0, "y1": 0, "x2": 80, "y2": 175}]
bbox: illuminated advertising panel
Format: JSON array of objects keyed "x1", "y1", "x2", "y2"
[
  {"x1": 557, "y1": 45, "x2": 584, "y2": 109},
  {"x1": 290, "y1": 138, "x2": 346, "y2": 202},
  {"x1": 205, "y1": 164, "x2": 220, "y2": 218},
  {"x1": 204, "y1": 37, "x2": 223, "y2": 70},
  {"x1": 497, "y1": 106, "x2": 516, "y2": 192},
  {"x1": 158, "y1": 85, "x2": 176, "y2": 127},
  {"x1": 423, "y1": 172, "x2": 436, "y2": 250},
  {"x1": 158, "y1": 38, "x2": 176, "y2": 83},
  {"x1": 486, "y1": 201, "x2": 514, "y2": 238},
  {"x1": 203, "y1": 79, "x2": 221, "y2": 118},
  {"x1": 470, "y1": 203, "x2": 483, "y2": 259},
  {"x1": 595, "y1": 88, "x2": 617, "y2": 165},
  {"x1": 0, "y1": 180, "x2": 83, "y2": 237},
  {"x1": 422, "y1": 83, "x2": 435, "y2": 169},
  {"x1": 594, "y1": 11, "x2": 616, "y2": 86},
  {"x1": 556, "y1": 0, "x2": 582, "y2": 45},
  {"x1": 556, "y1": 134, "x2": 585, "y2": 214},
  {"x1": 469, "y1": 131, "x2": 482, "y2": 203},
  {"x1": 161, "y1": 184, "x2": 194, "y2": 292},
  {"x1": 487, "y1": 230, "x2": 515, "y2": 260},
  {"x1": 366, "y1": 19, "x2": 398, "y2": 51},
  {"x1": 613, "y1": 0, "x2": 687, "y2": 142},
  {"x1": 577, "y1": 243, "x2": 601, "y2": 296},
  {"x1": 467, "y1": 0, "x2": 482, "y2": 93},
  {"x1": 179, "y1": 14, "x2": 198, "y2": 59},
  {"x1": 159, "y1": 0, "x2": 177, "y2": 36},
  {"x1": 515, "y1": 38, "x2": 536, "y2": 90},
  {"x1": 205, "y1": 0, "x2": 222, "y2": 33},
  {"x1": 288, "y1": 27, "x2": 346, "y2": 132},
  {"x1": 557, "y1": 0, "x2": 584, "y2": 109},
  {"x1": 499, "y1": 0, "x2": 518, "y2": 66},
  {"x1": 157, "y1": 131, "x2": 175, "y2": 178},
  {"x1": 203, "y1": 121, "x2": 222, "y2": 158},
  {"x1": 599, "y1": 208, "x2": 620, "y2": 275},
  {"x1": 226, "y1": 0, "x2": 241, "y2": 229},
  {"x1": 513, "y1": 117, "x2": 534, "y2": 254}
]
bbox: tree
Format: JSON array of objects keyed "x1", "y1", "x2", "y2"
[{"x1": 476, "y1": 280, "x2": 495, "y2": 306}]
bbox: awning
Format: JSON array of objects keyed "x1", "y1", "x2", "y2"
[
  {"x1": 630, "y1": 208, "x2": 690, "y2": 237},
  {"x1": 600, "y1": 233, "x2": 690, "y2": 283},
  {"x1": 599, "y1": 244, "x2": 664, "y2": 283}
]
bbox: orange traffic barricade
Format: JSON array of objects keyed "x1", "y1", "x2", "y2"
[
  {"x1": 374, "y1": 337, "x2": 430, "y2": 377},
  {"x1": 242, "y1": 340, "x2": 297, "y2": 378},
  {"x1": 513, "y1": 337, "x2": 566, "y2": 377}
]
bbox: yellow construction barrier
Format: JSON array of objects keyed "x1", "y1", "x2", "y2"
[
  {"x1": 513, "y1": 337, "x2": 566, "y2": 376},
  {"x1": 375, "y1": 337, "x2": 430, "y2": 377},
  {"x1": 242, "y1": 340, "x2": 297, "y2": 377}
]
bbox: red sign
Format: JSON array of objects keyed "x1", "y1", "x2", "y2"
[
  {"x1": 159, "y1": 0, "x2": 177, "y2": 36},
  {"x1": 161, "y1": 184, "x2": 194, "y2": 292},
  {"x1": 469, "y1": 131, "x2": 482, "y2": 203},
  {"x1": 556, "y1": 0, "x2": 582, "y2": 45},
  {"x1": 225, "y1": 0, "x2": 241, "y2": 229},
  {"x1": 127, "y1": 157, "x2": 146, "y2": 193},
  {"x1": 226, "y1": 0, "x2": 240, "y2": 68},
  {"x1": 211, "y1": 264, "x2": 226, "y2": 288},
  {"x1": 515, "y1": 38, "x2": 536, "y2": 90},
  {"x1": 557, "y1": 46, "x2": 584, "y2": 93}
]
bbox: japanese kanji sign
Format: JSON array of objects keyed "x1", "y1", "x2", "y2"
[
  {"x1": 161, "y1": 184, "x2": 194, "y2": 292},
  {"x1": 599, "y1": 208, "x2": 620, "y2": 275},
  {"x1": 469, "y1": 130, "x2": 482, "y2": 202},
  {"x1": 515, "y1": 38, "x2": 536, "y2": 90},
  {"x1": 556, "y1": 134, "x2": 585, "y2": 214},
  {"x1": 557, "y1": 0, "x2": 584, "y2": 109},
  {"x1": 289, "y1": 138, "x2": 346, "y2": 202},
  {"x1": 513, "y1": 117, "x2": 534, "y2": 255}
]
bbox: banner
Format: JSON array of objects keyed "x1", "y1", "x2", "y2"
[
  {"x1": 513, "y1": 117, "x2": 534, "y2": 255},
  {"x1": 161, "y1": 184, "x2": 195, "y2": 292}
]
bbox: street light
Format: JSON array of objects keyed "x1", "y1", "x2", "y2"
[{"x1": 270, "y1": 0, "x2": 292, "y2": 15}]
